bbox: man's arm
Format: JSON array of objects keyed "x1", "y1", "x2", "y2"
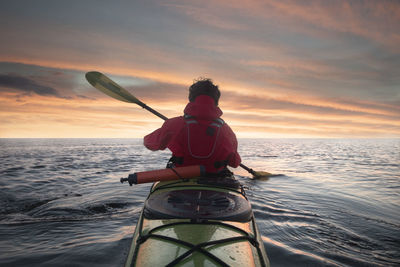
[
  {"x1": 143, "y1": 117, "x2": 182, "y2": 151},
  {"x1": 223, "y1": 124, "x2": 241, "y2": 168}
]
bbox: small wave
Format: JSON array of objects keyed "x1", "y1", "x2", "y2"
[
  {"x1": 0, "y1": 200, "x2": 140, "y2": 226},
  {"x1": 25, "y1": 199, "x2": 132, "y2": 218},
  {"x1": 0, "y1": 193, "x2": 82, "y2": 216},
  {"x1": 1, "y1": 198, "x2": 57, "y2": 215},
  {"x1": 253, "y1": 205, "x2": 320, "y2": 225},
  {"x1": 0, "y1": 207, "x2": 141, "y2": 226},
  {"x1": 32, "y1": 207, "x2": 90, "y2": 217},
  {"x1": 356, "y1": 162, "x2": 399, "y2": 167},
  {"x1": 2, "y1": 166, "x2": 25, "y2": 173},
  {"x1": 31, "y1": 165, "x2": 46, "y2": 169},
  {"x1": 262, "y1": 235, "x2": 341, "y2": 266},
  {"x1": 87, "y1": 202, "x2": 131, "y2": 214},
  {"x1": 55, "y1": 156, "x2": 74, "y2": 163}
]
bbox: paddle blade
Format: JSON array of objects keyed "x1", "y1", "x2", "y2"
[
  {"x1": 252, "y1": 171, "x2": 273, "y2": 179},
  {"x1": 85, "y1": 71, "x2": 141, "y2": 104}
]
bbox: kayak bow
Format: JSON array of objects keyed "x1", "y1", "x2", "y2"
[{"x1": 124, "y1": 175, "x2": 270, "y2": 267}]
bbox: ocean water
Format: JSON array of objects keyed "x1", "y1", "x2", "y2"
[{"x1": 0, "y1": 138, "x2": 399, "y2": 266}]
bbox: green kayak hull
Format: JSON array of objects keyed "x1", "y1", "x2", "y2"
[{"x1": 125, "y1": 177, "x2": 270, "y2": 267}]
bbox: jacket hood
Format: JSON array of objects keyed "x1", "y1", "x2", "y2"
[{"x1": 184, "y1": 95, "x2": 223, "y2": 119}]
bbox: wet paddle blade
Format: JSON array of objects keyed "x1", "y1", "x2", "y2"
[
  {"x1": 252, "y1": 171, "x2": 273, "y2": 179},
  {"x1": 85, "y1": 71, "x2": 141, "y2": 104}
]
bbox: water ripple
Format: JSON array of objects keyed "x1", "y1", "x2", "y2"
[{"x1": 0, "y1": 138, "x2": 399, "y2": 266}]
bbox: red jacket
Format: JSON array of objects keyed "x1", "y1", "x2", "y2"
[{"x1": 144, "y1": 95, "x2": 241, "y2": 173}]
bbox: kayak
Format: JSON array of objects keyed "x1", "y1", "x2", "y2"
[
  {"x1": 124, "y1": 176, "x2": 269, "y2": 266},
  {"x1": 124, "y1": 175, "x2": 270, "y2": 267},
  {"x1": 85, "y1": 72, "x2": 272, "y2": 265}
]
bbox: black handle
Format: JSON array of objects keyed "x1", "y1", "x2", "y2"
[{"x1": 120, "y1": 173, "x2": 137, "y2": 186}]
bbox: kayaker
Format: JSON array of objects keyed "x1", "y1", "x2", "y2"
[{"x1": 144, "y1": 78, "x2": 241, "y2": 174}]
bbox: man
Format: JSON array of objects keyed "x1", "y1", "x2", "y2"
[{"x1": 144, "y1": 78, "x2": 241, "y2": 174}]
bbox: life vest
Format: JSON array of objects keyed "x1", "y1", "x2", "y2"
[
  {"x1": 185, "y1": 114, "x2": 223, "y2": 158},
  {"x1": 171, "y1": 115, "x2": 230, "y2": 173}
]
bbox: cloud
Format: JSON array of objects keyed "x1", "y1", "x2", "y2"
[
  {"x1": 221, "y1": 90, "x2": 400, "y2": 124},
  {"x1": 160, "y1": 0, "x2": 400, "y2": 101},
  {"x1": 0, "y1": 73, "x2": 61, "y2": 97},
  {"x1": 126, "y1": 81, "x2": 187, "y2": 104},
  {"x1": 163, "y1": 2, "x2": 247, "y2": 31},
  {"x1": 265, "y1": 0, "x2": 400, "y2": 52},
  {"x1": 0, "y1": 1, "x2": 399, "y2": 137},
  {"x1": 1, "y1": 1, "x2": 398, "y2": 104},
  {"x1": 0, "y1": 62, "x2": 107, "y2": 100}
]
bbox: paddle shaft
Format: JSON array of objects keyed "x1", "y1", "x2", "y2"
[
  {"x1": 136, "y1": 101, "x2": 168, "y2": 121},
  {"x1": 239, "y1": 163, "x2": 256, "y2": 175}
]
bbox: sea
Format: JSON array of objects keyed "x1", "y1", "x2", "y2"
[{"x1": 0, "y1": 138, "x2": 399, "y2": 266}]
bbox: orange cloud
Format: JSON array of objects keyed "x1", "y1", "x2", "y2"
[
  {"x1": 0, "y1": 92, "x2": 162, "y2": 138},
  {"x1": 1, "y1": 60, "x2": 399, "y2": 138},
  {"x1": 1, "y1": 0, "x2": 399, "y2": 139}
]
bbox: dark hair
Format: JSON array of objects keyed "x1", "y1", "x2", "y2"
[{"x1": 188, "y1": 78, "x2": 221, "y2": 105}]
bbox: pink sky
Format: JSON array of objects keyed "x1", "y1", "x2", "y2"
[{"x1": 0, "y1": 0, "x2": 399, "y2": 138}]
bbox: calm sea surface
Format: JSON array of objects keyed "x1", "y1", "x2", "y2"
[{"x1": 0, "y1": 138, "x2": 399, "y2": 266}]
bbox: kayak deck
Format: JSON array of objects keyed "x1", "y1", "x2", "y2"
[{"x1": 125, "y1": 177, "x2": 269, "y2": 267}]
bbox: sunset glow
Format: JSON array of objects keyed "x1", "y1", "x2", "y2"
[{"x1": 0, "y1": 0, "x2": 399, "y2": 138}]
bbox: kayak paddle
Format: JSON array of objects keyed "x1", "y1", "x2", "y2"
[
  {"x1": 239, "y1": 163, "x2": 272, "y2": 179},
  {"x1": 85, "y1": 71, "x2": 273, "y2": 179},
  {"x1": 85, "y1": 71, "x2": 167, "y2": 120}
]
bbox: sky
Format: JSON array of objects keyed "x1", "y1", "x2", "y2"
[{"x1": 0, "y1": 0, "x2": 399, "y2": 138}]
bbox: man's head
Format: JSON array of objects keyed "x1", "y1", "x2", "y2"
[{"x1": 189, "y1": 78, "x2": 220, "y2": 106}]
